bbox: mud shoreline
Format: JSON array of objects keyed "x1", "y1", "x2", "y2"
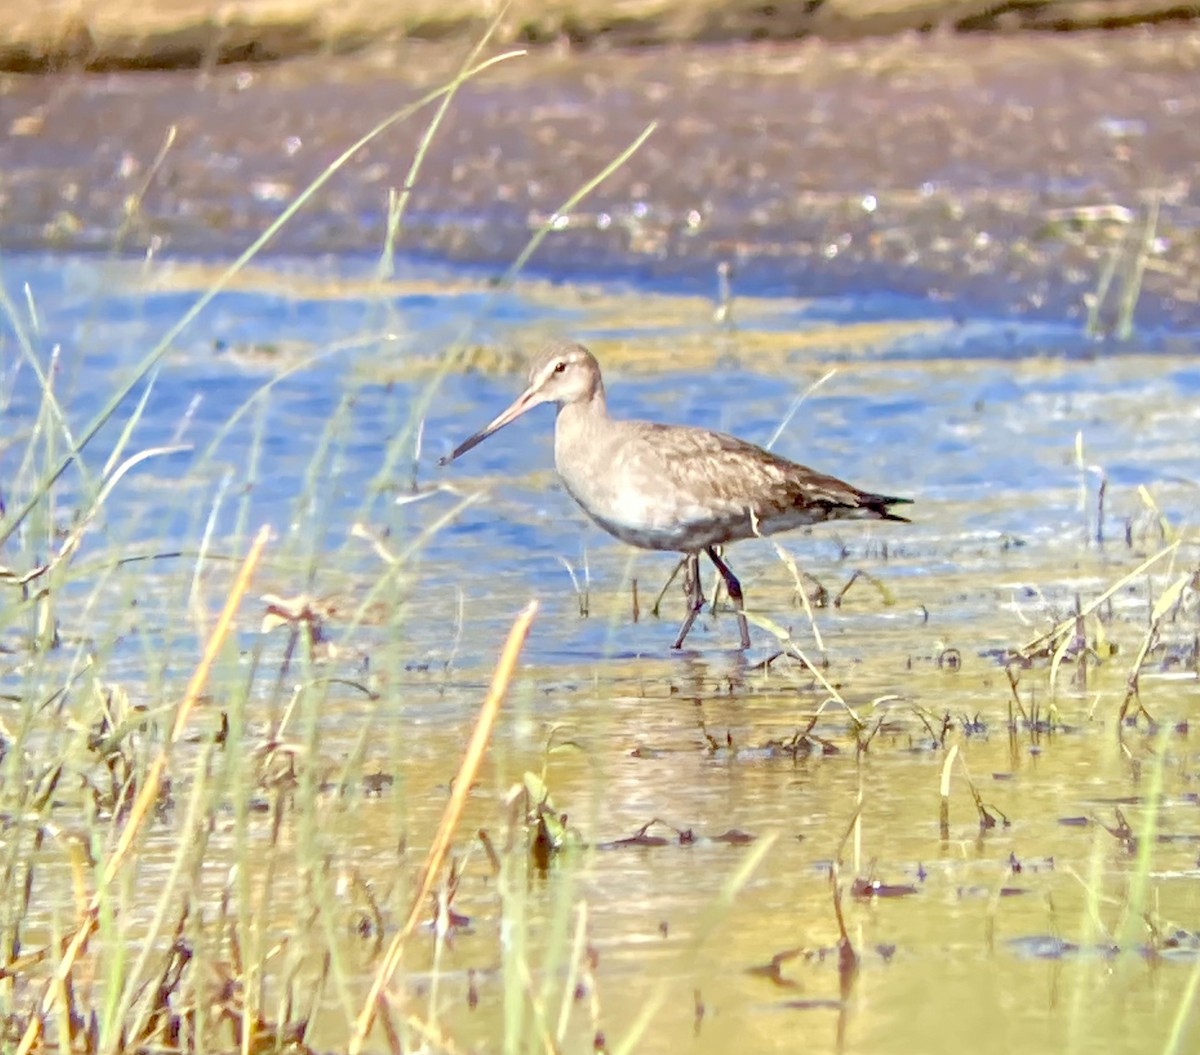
[
  {"x1": 2, "y1": 25, "x2": 1198, "y2": 329},
  {"x1": 0, "y1": 0, "x2": 1196, "y2": 72}
]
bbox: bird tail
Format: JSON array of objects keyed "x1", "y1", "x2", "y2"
[{"x1": 861, "y1": 493, "x2": 913, "y2": 523}]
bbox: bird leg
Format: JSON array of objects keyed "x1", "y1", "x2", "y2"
[
  {"x1": 651, "y1": 556, "x2": 688, "y2": 617},
  {"x1": 653, "y1": 554, "x2": 723, "y2": 619},
  {"x1": 707, "y1": 547, "x2": 726, "y2": 610},
  {"x1": 705, "y1": 546, "x2": 751, "y2": 650},
  {"x1": 671, "y1": 552, "x2": 706, "y2": 650}
]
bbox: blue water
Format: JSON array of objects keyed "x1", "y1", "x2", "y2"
[
  {"x1": 2, "y1": 249, "x2": 1197, "y2": 668},
  {"x1": 4, "y1": 255, "x2": 1200, "y2": 1055}
]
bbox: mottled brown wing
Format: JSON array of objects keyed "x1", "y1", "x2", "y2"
[{"x1": 631, "y1": 422, "x2": 909, "y2": 523}]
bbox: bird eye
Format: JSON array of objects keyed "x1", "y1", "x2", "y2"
[{"x1": 553, "y1": 361, "x2": 567, "y2": 374}]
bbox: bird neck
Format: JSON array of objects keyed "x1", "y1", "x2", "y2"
[{"x1": 555, "y1": 384, "x2": 610, "y2": 446}]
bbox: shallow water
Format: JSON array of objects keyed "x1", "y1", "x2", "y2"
[{"x1": 2, "y1": 244, "x2": 1199, "y2": 1053}]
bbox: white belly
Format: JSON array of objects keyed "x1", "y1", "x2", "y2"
[{"x1": 561, "y1": 471, "x2": 755, "y2": 552}]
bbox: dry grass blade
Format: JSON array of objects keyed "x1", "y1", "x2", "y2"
[
  {"x1": 1118, "y1": 568, "x2": 1196, "y2": 722},
  {"x1": 348, "y1": 599, "x2": 539, "y2": 1055},
  {"x1": 15, "y1": 524, "x2": 271, "y2": 1055},
  {"x1": 766, "y1": 368, "x2": 838, "y2": 451},
  {"x1": 939, "y1": 743, "x2": 958, "y2": 838},
  {"x1": 767, "y1": 540, "x2": 826, "y2": 653},
  {"x1": 1019, "y1": 541, "x2": 1180, "y2": 658}
]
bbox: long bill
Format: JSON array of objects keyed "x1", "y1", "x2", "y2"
[{"x1": 438, "y1": 383, "x2": 543, "y2": 465}]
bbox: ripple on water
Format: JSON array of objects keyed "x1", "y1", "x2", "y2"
[{"x1": 3, "y1": 251, "x2": 1199, "y2": 1055}]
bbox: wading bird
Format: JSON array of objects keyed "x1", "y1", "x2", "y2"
[{"x1": 441, "y1": 341, "x2": 910, "y2": 649}]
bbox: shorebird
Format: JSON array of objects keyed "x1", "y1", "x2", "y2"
[{"x1": 440, "y1": 341, "x2": 910, "y2": 649}]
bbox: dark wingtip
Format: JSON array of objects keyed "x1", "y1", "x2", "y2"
[{"x1": 868, "y1": 494, "x2": 913, "y2": 523}]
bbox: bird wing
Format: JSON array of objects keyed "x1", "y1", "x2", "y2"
[{"x1": 619, "y1": 422, "x2": 883, "y2": 522}]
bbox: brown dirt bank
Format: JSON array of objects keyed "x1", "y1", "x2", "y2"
[
  {"x1": 3, "y1": 27, "x2": 1198, "y2": 329},
  {"x1": 2, "y1": 0, "x2": 1198, "y2": 72}
]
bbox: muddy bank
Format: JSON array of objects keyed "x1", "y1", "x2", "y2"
[
  {"x1": 0, "y1": 0, "x2": 1196, "y2": 71},
  {"x1": 3, "y1": 28, "x2": 1198, "y2": 328}
]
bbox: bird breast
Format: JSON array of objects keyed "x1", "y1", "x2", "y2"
[{"x1": 553, "y1": 417, "x2": 766, "y2": 551}]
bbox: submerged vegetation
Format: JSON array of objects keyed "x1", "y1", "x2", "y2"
[{"x1": 2, "y1": 19, "x2": 1200, "y2": 1055}]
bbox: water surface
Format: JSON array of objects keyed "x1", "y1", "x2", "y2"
[{"x1": 2, "y1": 246, "x2": 1198, "y2": 1053}]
